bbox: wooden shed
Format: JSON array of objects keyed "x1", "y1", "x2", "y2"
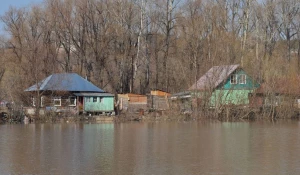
[
  {"x1": 117, "y1": 93, "x2": 147, "y2": 113},
  {"x1": 148, "y1": 90, "x2": 170, "y2": 110}
]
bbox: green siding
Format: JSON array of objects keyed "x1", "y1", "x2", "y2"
[
  {"x1": 84, "y1": 96, "x2": 114, "y2": 112},
  {"x1": 210, "y1": 89, "x2": 253, "y2": 107},
  {"x1": 191, "y1": 69, "x2": 259, "y2": 107},
  {"x1": 208, "y1": 69, "x2": 258, "y2": 107},
  {"x1": 221, "y1": 69, "x2": 257, "y2": 90}
]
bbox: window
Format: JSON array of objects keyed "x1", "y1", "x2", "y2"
[
  {"x1": 100, "y1": 97, "x2": 103, "y2": 103},
  {"x1": 53, "y1": 97, "x2": 61, "y2": 106},
  {"x1": 32, "y1": 97, "x2": 35, "y2": 106},
  {"x1": 32, "y1": 96, "x2": 44, "y2": 107},
  {"x1": 69, "y1": 96, "x2": 76, "y2": 106},
  {"x1": 239, "y1": 74, "x2": 246, "y2": 84},
  {"x1": 230, "y1": 74, "x2": 237, "y2": 84},
  {"x1": 86, "y1": 97, "x2": 90, "y2": 102},
  {"x1": 40, "y1": 96, "x2": 44, "y2": 107},
  {"x1": 93, "y1": 97, "x2": 97, "y2": 102}
]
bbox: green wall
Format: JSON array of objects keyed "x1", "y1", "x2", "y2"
[
  {"x1": 210, "y1": 89, "x2": 253, "y2": 107},
  {"x1": 84, "y1": 96, "x2": 114, "y2": 112},
  {"x1": 208, "y1": 69, "x2": 258, "y2": 107},
  {"x1": 220, "y1": 69, "x2": 258, "y2": 90},
  {"x1": 192, "y1": 69, "x2": 259, "y2": 107}
]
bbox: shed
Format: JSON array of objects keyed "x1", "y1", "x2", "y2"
[
  {"x1": 117, "y1": 93, "x2": 147, "y2": 113},
  {"x1": 148, "y1": 90, "x2": 170, "y2": 110}
]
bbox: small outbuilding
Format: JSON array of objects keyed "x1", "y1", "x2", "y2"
[
  {"x1": 117, "y1": 93, "x2": 147, "y2": 113},
  {"x1": 148, "y1": 90, "x2": 170, "y2": 110}
]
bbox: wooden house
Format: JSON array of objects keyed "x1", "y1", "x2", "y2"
[
  {"x1": 188, "y1": 64, "x2": 259, "y2": 108},
  {"x1": 25, "y1": 73, "x2": 114, "y2": 115}
]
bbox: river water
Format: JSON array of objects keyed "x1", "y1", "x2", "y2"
[{"x1": 0, "y1": 120, "x2": 300, "y2": 175}]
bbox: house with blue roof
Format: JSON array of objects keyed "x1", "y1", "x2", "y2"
[{"x1": 25, "y1": 73, "x2": 114, "y2": 115}]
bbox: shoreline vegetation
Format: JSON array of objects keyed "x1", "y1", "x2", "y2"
[
  {"x1": 1, "y1": 1, "x2": 300, "y2": 124},
  {"x1": 2, "y1": 106, "x2": 300, "y2": 124}
]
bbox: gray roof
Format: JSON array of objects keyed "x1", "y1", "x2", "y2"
[
  {"x1": 189, "y1": 64, "x2": 239, "y2": 90},
  {"x1": 171, "y1": 91, "x2": 191, "y2": 99},
  {"x1": 25, "y1": 73, "x2": 104, "y2": 92},
  {"x1": 73, "y1": 93, "x2": 114, "y2": 97}
]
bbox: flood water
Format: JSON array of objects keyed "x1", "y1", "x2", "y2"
[{"x1": 0, "y1": 120, "x2": 300, "y2": 175}]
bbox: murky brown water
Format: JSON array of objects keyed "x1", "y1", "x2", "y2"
[{"x1": 0, "y1": 120, "x2": 300, "y2": 175}]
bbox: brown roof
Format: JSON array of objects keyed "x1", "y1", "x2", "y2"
[{"x1": 189, "y1": 64, "x2": 239, "y2": 90}]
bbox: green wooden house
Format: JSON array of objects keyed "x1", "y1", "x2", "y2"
[
  {"x1": 189, "y1": 65, "x2": 259, "y2": 108},
  {"x1": 25, "y1": 73, "x2": 115, "y2": 115}
]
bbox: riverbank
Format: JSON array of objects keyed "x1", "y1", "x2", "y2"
[{"x1": 2, "y1": 107, "x2": 300, "y2": 124}]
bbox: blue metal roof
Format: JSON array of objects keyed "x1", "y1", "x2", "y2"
[
  {"x1": 73, "y1": 93, "x2": 114, "y2": 97},
  {"x1": 25, "y1": 73, "x2": 104, "y2": 92}
]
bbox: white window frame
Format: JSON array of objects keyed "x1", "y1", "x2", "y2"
[
  {"x1": 69, "y1": 96, "x2": 76, "y2": 106},
  {"x1": 32, "y1": 96, "x2": 44, "y2": 107},
  {"x1": 40, "y1": 96, "x2": 44, "y2": 107},
  {"x1": 230, "y1": 74, "x2": 237, "y2": 84},
  {"x1": 32, "y1": 97, "x2": 36, "y2": 106},
  {"x1": 53, "y1": 97, "x2": 61, "y2": 106},
  {"x1": 239, "y1": 74, "x2": 246, "y2": 84}
]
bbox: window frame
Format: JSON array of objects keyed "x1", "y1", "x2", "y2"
[
  {"x1": 69, "y1": 96, "x2": 77, "y2": 106},
  {"x1": 53, "y1": 97, "x2": 61, "y2": 106},
  {"x1": 239, "y1": 74, "x2": 247, "y2": 84},
  {"x1": 32, "y1": 96, "x2": 44, "y2": 107},
  {"x1": 40, "y1": 96, "x2": 44, "y2": 107},
  {"x1": 230, "y1": 74, "x2": 238, "y2": 84},
  {"x1": 32, "y1": 97, "x2": 36, "y2": 107},
  {"x1": 93, "y1": 97, "x2": 97, "y2": 103}
]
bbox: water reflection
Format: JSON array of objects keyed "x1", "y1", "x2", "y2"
[{"x1": 0, "y1": 121, "x2": 300, "y2": 174}]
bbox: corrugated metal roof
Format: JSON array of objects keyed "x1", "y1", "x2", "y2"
[
  {"x1": 25, "y1": 73, "x2": 104, "y2": 92},
  {"x1": 73, "y1": 93, "x2": 114, "y2": 97},
  {"x1": 171, "y1": 91, "x2": 191, "y2": 99},
  {"x1": 189, "y1": 65, "x2": 239, "y2": 90}
]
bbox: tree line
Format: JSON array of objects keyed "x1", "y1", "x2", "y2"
[{"x1": 0, "y1": 0, "x2": 300, "y2": 106}]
